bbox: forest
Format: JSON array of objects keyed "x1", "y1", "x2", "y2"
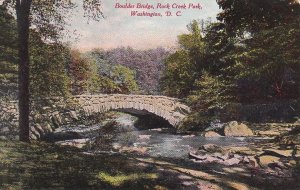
[
  {"x1": 1, "y1": 4, "x2": 169, "y2": 98},
  {"x1": 161, "y1": 0, "x2": 300, "y2": 129},
  {"x1": 2, "y1": 0, "x2": 299, "y2": 132}
]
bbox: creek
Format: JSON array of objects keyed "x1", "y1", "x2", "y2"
[{"x1": 45, "y1": 112, "x2": 255, "y2": 159}]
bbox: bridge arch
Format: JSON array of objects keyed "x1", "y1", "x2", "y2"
[{"x1": 70, "y1": 94, "x2": 190, "y2": 127}]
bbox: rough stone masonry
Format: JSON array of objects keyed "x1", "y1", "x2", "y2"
[{"x1": 71, "y1": 94, "x2": 190, "y2": 126}]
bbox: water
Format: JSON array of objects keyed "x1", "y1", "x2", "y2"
[
  {"x1": 49, "y1": 113, "x2": 252, "y2": 159},
  {"x1": 114, "y1": 130, "x2": 249, "y2": 158}
]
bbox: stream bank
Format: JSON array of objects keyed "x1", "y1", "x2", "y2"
[{"x1": 35, "y1": 111, "x2": 300, "y2": 189}]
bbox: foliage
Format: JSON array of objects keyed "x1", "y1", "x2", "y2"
[
  {"x1": 232, "y1": 23, "x2": 300, "y2": 102},
  {"x1": 68, "y1": 49, "x2": 93, "y2": 94},
  {"x1": 216, "y1": 0, "x2": 300, "y2": 103},
  {"x1": 110, "y1": 65, "x2": 139, "y2": 94},
  {"x1": 0, "y1": 5, "x2": 18, "y2": 99},
  {"x1": 161, "y1": 20, "x2": 205, "y2": 98},
  {"x1": 160, "y1": 50, "x2": 195, "y2": 98},
  {"x1": 162, "y1": 1, "x2": 300, "y2": 129},
  {"x1": 88, "y1": 47, "x2": 169, "y2": 94},
  {"x1": 185, "y1": 72, "x2": 233, "y2": 129},
  {"x1": 3, "y1": 0, "x2": 104, "y2": 141},
  {"x1": 30, "y1": 32, "x2": 71, "y2": 98},
  {"x1": 69, "y1": 51, "x2": 139, "y2": 94},
  {"x1": 0, "y1": 5, "x2": 71, "y2": 99},
  {"x1": 216, "y1": 0, "x2": 300, "y2": 35}
]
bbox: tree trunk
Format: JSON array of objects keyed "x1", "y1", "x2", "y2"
[{"x1": 16, "y1": 0, "x2": 32, "y2": 142}]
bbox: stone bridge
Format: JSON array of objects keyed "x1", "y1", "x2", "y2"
[
  {"x1": 70, "y1": 94, "x2": 190, "y2": 126},
  {"x1": 0, "y1": 94, "x2": 190, "y2": 140}
]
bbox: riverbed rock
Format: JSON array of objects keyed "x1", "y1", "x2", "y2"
[
  {"x1": 189, "y1": 152, "x2": 209, "y2": 160},
  {"x1": 181, "y1": 181, "x2": 194, "y2": 187},
  {"x1": 43, "y1": 123, "x2": 54, "y2": 133},
  {"x1": 138, "y1": 135, "x2": 151, "y2": 140},
  {"x1": 258, "y1": 155, "x2": 281, "y2": 168},
  {"x1": 294, "y1": 118, "x2": 300, "y2": 125},
  {"x1": 51, "y1": 114, "x2": 62, "y2": 127},
  {"x1": 228, "y1": 146, "x2": 258, "y2": 155},
  {"x1": 247, "y1": 156, "x2": 259, "y2": 167},
  {"x1": 69, "y1": 110, "x2": 78, "y2": 120},
  {"x1": 0, "y1": 127, "x2": 10, "y2": 133},
  {"x1": 56, "y1": 138, "x2": 90, "y2": 149},
  {"x1": 258, "y1": 130, "x2": 280, "y2": 137},
  {"x1": 119, "y1": 146, "x2": 148, "y2": 154},
  {"x1": 30, "y1": 127, "x2": 41, "y2": 138},
  {"x1": 33, "y1": 124, "x2": 44, "y2": 134},
  {"x1": 204, "y1": 131, "x2": 222, "y2": 137},
  {"x1": 263, "y1": 149, "x2": 293, "y2": 158},
  {"x1": 279, "y1": 134, "x2": 300, "y2": 146},
  {"x1": 223, "y1": 157, "x2": 241, "y2": 166},
  {"x1": 294, "y1": 145, "x2": 300, "y2": 158},
  {"x1": 223, "y1": 121, "x2": 254, "y2": 137},
  {"x1": 205, "y1": 155, "x2": 220, "y2": 163},
  {"x1": 201, "y1": 144, "x2": 224, "y2": 153}
]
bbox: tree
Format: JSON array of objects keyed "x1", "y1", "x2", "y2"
[
  {"x1": 216, "y1": 0, "x2": 300, "y2": 102},
  {"x1": 160, "y1": 20, "x2": 206, "y2": 98},
  {"x1": 15, "y1": 0, "x2": 32, "y2": 142},
  {"x1": 84, "y1": 51, "x2": 140, "y2": 94},
  {"x1": 4, "y1": 0, "x2": 104, "y2": 142},
  {"x1": 69, "y1": 49, "x2": 92, "y2": 94},
  {"x1": 233, "y1": 23, "x2": 300, "y2": 102},
  {"x1": 0, "y1": 4, "x2": 18, "y2": 99},
  {"x1": 160, "y1": 50, "x2": 195, "y2": 98},
  {"x1": 216, "y1": 0, "x2": 300, "y2": 35},
  {"x1": 110, "y1": 65, "x2": 139, "y2": 94},
  {"x1": 30, "y1": 32, "x2": 71, "y2": 98},
  {"x1": 185, "y1": 71, "x2": 233, "y2": 129},
  {"x1": 89, "y1": 47, "x2": 169, "y2": 94}
]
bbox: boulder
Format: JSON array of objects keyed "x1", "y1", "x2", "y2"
[
  {"x1": 223, "y1": 121, "x2": 254, "y2": 137},
  {"x1": 204, "y1": 131, "x2": 222, "y2": 137}
]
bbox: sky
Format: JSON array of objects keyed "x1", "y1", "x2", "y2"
[
  {"x1": 66, "y1": 0, "x2": 221, "y2": 51},
  {"x1": 0, "y1": 0, "x2": 220, "y2": 51}
]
